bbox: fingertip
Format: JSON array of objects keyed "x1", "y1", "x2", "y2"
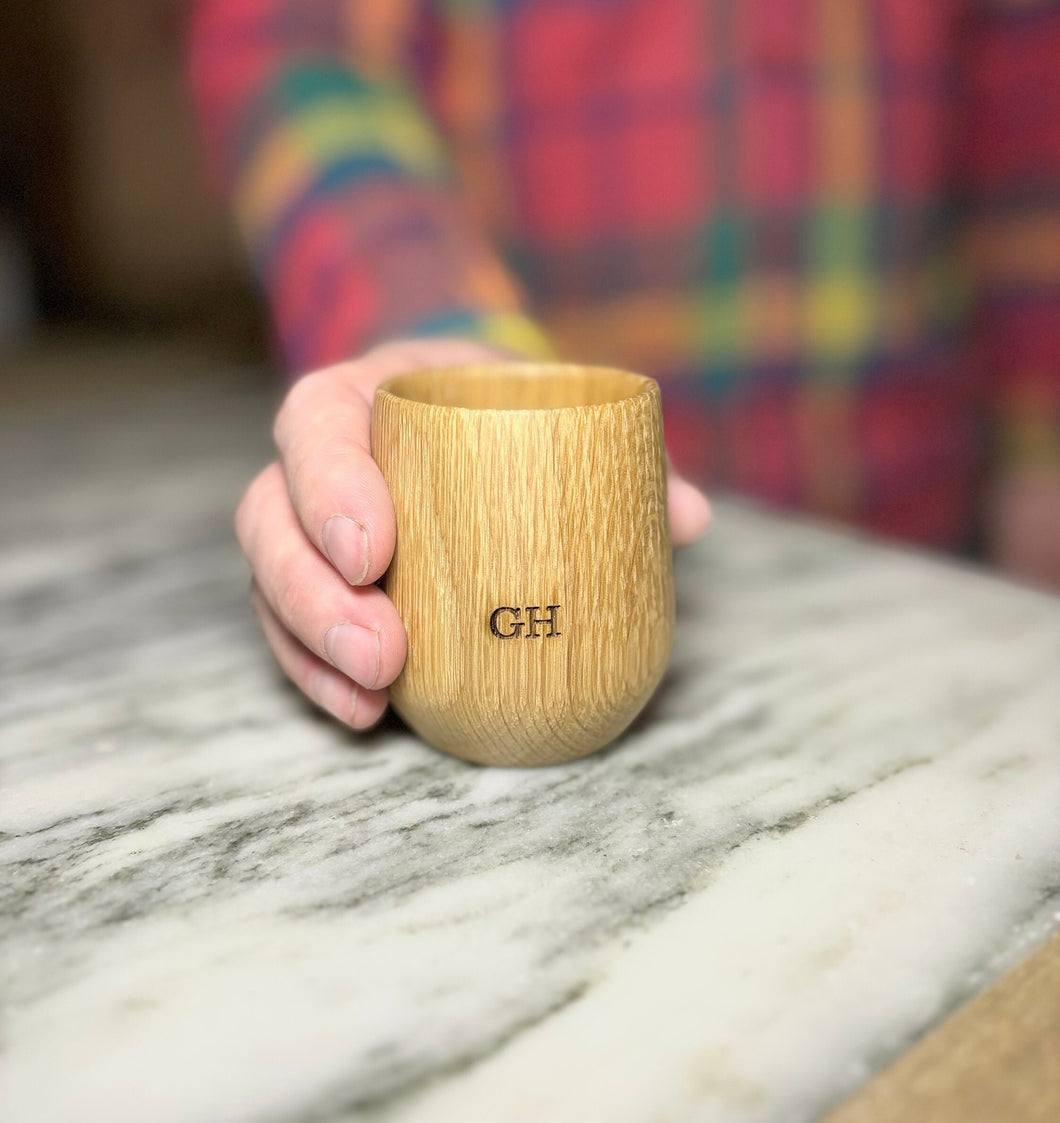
[
  {"x1": 344, "y1": 586, "x2": 408, "y2": 689},
  {"x1": 310, "y1": 668, "x2": 388, "y2": 731},
  {"x1": 323, "y1": 514, "x2": 371, "y2": 585},
  {"x1": 303, "y1": 457, "x2": 396, "y2": 585},
  {"x1": 311, "y1": 667, "x2": 360, "y2": 725},
  {"x1": 349, "y1": 686, "x2": 390, "y2": 730},
  {"x1": 669, "y1": 476, "x2": 712, "y2": 547}
]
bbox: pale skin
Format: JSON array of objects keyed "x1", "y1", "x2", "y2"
[{"x1": 236, "y1": 338, "x2": 713, "y2": 730}]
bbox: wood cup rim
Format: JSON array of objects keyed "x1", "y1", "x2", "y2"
[{"x1": 375, "y1": 362, "x2": 658, "y2": 414}]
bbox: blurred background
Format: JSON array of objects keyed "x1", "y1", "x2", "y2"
[
  {"x1": 3, "y1": 0, "x2": 1058, "y2": 591},
  {"x1": 0, "y1": 0, "x2": 266, "y2": 403}
]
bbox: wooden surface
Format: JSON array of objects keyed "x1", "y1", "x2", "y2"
[
  {"x1": 825, "y1": 931, "x2": 1060, "y2": 1123},
  {"x1": 372, "y1": 363, "x2": 675, "y2": 767}
]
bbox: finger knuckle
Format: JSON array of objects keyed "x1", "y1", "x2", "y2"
[
  {"x1": 233, "y1": 488, "x2": 256, "y2": 549},
  {"x1": 233, "y1": 466, "x2": 273, "y2": 548}
]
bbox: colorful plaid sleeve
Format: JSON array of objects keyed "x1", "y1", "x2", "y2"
[
  {"x1": 186, "y1": 0, "x2": 553, "y2": 374},
  {"x1": 961, "y1": 1, "x2": 1060, "y2": 475}
]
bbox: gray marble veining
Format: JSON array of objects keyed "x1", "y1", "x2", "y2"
[{"x1": 2, "y1": 372, "x2": 1059, "y2": 1123}]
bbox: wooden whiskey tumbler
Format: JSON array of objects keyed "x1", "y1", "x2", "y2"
[{"x1": 371, "y1": 363, "x2": 676, "y2": 766}]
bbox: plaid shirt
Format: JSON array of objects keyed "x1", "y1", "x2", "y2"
[{"x1": 189, "y1": 0, "x2": 1060, "y2": 550}]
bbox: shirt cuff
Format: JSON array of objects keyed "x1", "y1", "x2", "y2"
[{"x1": 385, "y1": 307, "x2": 558, "y2": 361}]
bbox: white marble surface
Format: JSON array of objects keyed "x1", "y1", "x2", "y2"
[{"x1": 2, "y1": 366, "x2": 1060, "y2": 1123}]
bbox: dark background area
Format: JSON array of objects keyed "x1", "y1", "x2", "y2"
[{"x1": 0, "y1": 0, "x2": 266, "y2": 373}]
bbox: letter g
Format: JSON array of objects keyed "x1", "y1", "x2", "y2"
[{"x1": 489, "y1": 606, "x2": 524, "y2": 638}]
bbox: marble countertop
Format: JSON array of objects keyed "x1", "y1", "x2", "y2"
[{"x1": 3, "y1": 366, "x2": 1060, "y2": 1123}]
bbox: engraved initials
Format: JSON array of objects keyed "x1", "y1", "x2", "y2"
[
  {"x1": 489, "y1": 604, "x2": 562, "y2": 639},
  {"x1": 525, "y1": 605, "x2": 561, "y2": 638},
  {"x1": 489, "y1": 606, "x2": 524, "y2": 638}
]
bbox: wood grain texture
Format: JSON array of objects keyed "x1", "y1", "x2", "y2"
[
  {"x1": 824, "y1": 931, "x2": 1060, "y2": 1123},
  {"x1": 371, "y1": 363, "x2": 675, "y2": 767}
]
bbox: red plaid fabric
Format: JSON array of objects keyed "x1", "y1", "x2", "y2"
[{"x1": 189, "y1": 0, "x2": 1060, "y2": 552}]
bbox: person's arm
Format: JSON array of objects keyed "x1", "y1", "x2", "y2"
[
  {"x1": 960, "y1": 1, "x2": 1060, "y2": 586},
  {"x1": 187, "y1": 0, "x2": 552, "y2": 373}
]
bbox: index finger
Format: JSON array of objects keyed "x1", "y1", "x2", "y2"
[
  {"x1": 274, "y1": 339, "x2": 514, "y2": 585},
  {"x1": 273, "y1": 363, "x2": 394, "y2": 587}
]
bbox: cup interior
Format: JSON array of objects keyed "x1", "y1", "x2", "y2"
[{"x1": 379, "y1": 363, "x2": 654, "y2": 411}]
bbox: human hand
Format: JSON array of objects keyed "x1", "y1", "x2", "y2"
[
  {"x1": 236, "y1": 339, "x2": 712, "y2": 729},
  {"x1": 987, "y1": 467, "x2": 1060, "y2": 591}
]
